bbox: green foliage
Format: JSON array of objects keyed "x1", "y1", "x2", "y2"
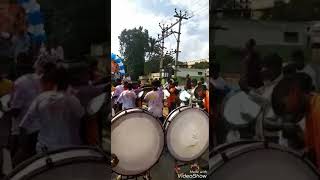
[
  {"x1": 119, "y1": 27, "x2": 149, "y2": 80},
  {"x1": 144, "y1": 54, "x2": 175, "y2": 74}
]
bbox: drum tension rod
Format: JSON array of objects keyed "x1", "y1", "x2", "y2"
[
  {"x1": 111, "y1": 154, "x2": 119, "y2": 168},
  {"x1": 41, "y1": 146, "x2": 53, "y2": 167},
  {"x1": 220, "y1": 152, "x2": 229, "y2": 162}
]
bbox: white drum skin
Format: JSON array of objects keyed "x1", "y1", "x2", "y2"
[
  {"x1": 87, "y1": 93, "x2": 106, "y2": 116},
  {"x1": 210, "y1": 142, "x2": 320, "y2": 180},
  {"x1": 6, "y1": 147, "x2": 109, "y2": 180},
  {"x1": 111, "y1": 109, "x2": 164, "y2": 176},
  {"x1": 165, "y1": 106, "x2": 209, "y2": 162},
  {"x1": 223, "y1": 91, "x2": 261, "y2": 126}
]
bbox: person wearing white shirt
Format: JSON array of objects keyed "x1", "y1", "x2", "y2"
[
  {"x1": 254, "y1": 53, "x2": 283, "y2": 143},
  {"x1": 144, "y1": 80, "x2": 164, "y2": 122},
  {"x1": 9, "y1": 56, "x2": 56, "y2": 157},
  {"x1": 117, "y1": 83, "x2": 137, "y2": 110},
  {"x1": 19, "y1": 66, "x2": 84, "y2": 155}
]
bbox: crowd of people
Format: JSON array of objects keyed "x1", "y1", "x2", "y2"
[
  {"x1": 212, "y1": 38, "x2": 320, "y2": 169},
  {"x1": 111, "y1": 74, "x2": 209, "y2": 124},
  {"x1": 0, "y1": 50, "x2": 106, "y2": 170}
]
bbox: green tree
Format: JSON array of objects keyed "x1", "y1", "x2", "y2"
[
  {"x1": 119, "y1": 27, "x2": 149, "y2": 80},
  {"x1": 144, "y1": 54, "x2": 175, "y2": 74}
]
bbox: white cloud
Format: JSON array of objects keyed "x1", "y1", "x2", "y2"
[{"x1": 111, "y1": 0, "x2": 209, "y2": 62}]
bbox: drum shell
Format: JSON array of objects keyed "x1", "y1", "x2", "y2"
[
  {"x1": 111, "y1": 108, "x2": 164, "y2": 176},
  {"x1": 5, "y1": 147, "x2": 110, "y2": 180},
  {"x1": 220, "y1": 90, "x2": 261, "y2": 137},
  {"x1": 209, "y1": 141, "x2": 320, "y2": 180},
  {"x1": 164, "y1": 106, "x2": 209, "y2": 162}
]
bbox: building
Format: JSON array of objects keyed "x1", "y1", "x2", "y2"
[
  {"x1": 176, "y1": 68, "x2": 207, "y2": 78},
  {"x1": 214, "y1": 19, "x2": 310, "y2": 47},
  {"x1": 184, "y1": 59, "x2": 209, "y2": 68}
]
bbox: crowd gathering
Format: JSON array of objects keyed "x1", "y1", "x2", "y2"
[
  {"x1": 0, "y1": 7, "x2": 107, "y2": 170},
  {"x1": 111, "y1": 74, "x2": 209, "y2": 124},
  {"x1": 212, "y1": 38, "x2": 320, "y2": 170}
]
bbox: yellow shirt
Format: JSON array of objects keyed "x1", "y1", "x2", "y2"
[{"x1": 0, "y1": 79, "x2": 12, "y2": 97}]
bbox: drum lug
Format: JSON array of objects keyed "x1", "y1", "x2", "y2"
[
  {"x1": 111, "y1": 154, "x2": 119, "y2": 168},
  {"x1": 142, "y1": 171, "x2": 151, "y2": 180}
]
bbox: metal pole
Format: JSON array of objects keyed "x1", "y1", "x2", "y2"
[
  {"x1": 160, "y1": 30, "x2": 165, "y2": 82},
  {"x1": 175, "y1": 14, "x2": 182, "y2": 79}
]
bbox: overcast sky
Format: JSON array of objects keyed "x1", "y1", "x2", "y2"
[{"x1": 111, "y1": 0, "x2": 209, "y2": 62}]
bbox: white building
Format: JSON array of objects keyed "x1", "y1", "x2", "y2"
[
  {"x1": 185, "y1": 59, "x2": 209, "y2": 68},
  {"x1": 176, "y1": 68, "x2": 207, "y2": 78},
  {"x1": 214, "y1": 19, "x2": 310, "y2": 47}
]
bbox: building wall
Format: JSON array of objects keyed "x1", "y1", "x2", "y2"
[
  {"x1": 177, "y1": 68, "x2": 206, "y2": 78},
  {"x1": 214, "y1": 19, "x2": 310, "y2": 47}
]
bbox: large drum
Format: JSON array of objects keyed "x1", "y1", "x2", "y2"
[
  {"x1": 209, "y1": 141, "x2": 320, "y2": 180},
  {"x1": 111, "y1": 108, "x2": 164, "y2": 176},
  {"x1": 87, "y1": 93, "x2": 106, "y2": 116},
  {"x1": 222, "y1": 91, "x2": 261, "y2": 127},
  {"x1": 5, "y1": 147, "x2": 110, "y2": 180},
  {"x1": 86, "y1": 93, "x2": 106, "y2": 145},
  {"x1": 179, "y1": 90, "x2": 191, "y2": 102},
  {"x1": 164, "y1": 106, "x2": 209, "y2": 162}
]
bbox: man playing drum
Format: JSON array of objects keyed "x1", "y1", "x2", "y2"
[
  {"x1": 112, "y1": 78, "x2": 124, "y2": 112},
  {"x1": 9, "y1": 55, "x2": 55, "y2": 159},
  {"x1": 117, "y1": 82, "x2": 137, "y2": 110},
  {"x1": 272, "y1": 74, "x2": 320, "y2": 169},
  {"x1": 18, "y1": 66, "x2": 84, "y2": 155},
  {"x1": 253, "y1": 53, "x2": 284, "y2": 143},
  {"x1": 144, "y1": 80, "x2": 164, "y2": 123}
]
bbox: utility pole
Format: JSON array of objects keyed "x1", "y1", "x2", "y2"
[
  {"x1": 158, "y1": 24, "x2": 165, "y2": 81},
  {"x1": 173, "y1": 9, "x2": 190, "y2": 79},
  {"x1": 157, "y1": 9, "x2": 190, "y2": 82}
]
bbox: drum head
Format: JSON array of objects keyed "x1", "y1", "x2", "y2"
[
  {"x1": 163, "y1": 89, "x2": 170, "y2": 99},
  {"x1": 7, "y1": 147, "x2": 109, "y2": 180},
  {"x1": 179, "y1": 90, "x2": 191, "y2": 102},
  {"x1": 138, "y1": 91, "x2": 144, "y2": 99},
  {"x1": 111, "y1": 109, "x2": 164, "y2": 176},
  {"x1": 210, "y1": 142, "x2": 320, "y2": 180},
  {"x1": 223, "y1": 91, "x2": 260, "y2": 125},
  {"x1": 166, "y1": 107, "x2": 209, "y2": 162},
  {"x1": 87, "y1": 93, "x2": 106, "y2": 115},
  {"x1": 1, "y1": 94, "x2": 10, "y2": 112}
]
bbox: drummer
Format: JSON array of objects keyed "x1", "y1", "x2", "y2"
[
  {"x1": 18, "y1": 66, "x2": 84, "y2": 157},
  {"x1": 255, "y1": 53, "x2": 284, "y2": 142},
  {"x1": 197, "y1": 85, "x2": 209, "y2": 112},
  {"x1": 9, "y1": 55, "x2": 56, "y2": 157},
  {"x1": 117, "y1": 82, "x2": 137, "y2": 110},
  {"x1": 112, "y1": 78, "x2": 124, "y2": 112},
  {"x1": 167, "y1": 80, "x2": 179, "y2": 112},
  {"x1": 185, "y1": 74, "x2": 192, "y2": 90},
  {"x1": 271, "y1": 74, "x2": 320, "y2": 168},
  {"x1": 144, "y1": 80, "x2": 164, "y2": 123}
]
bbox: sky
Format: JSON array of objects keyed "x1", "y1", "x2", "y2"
[{"x1": 111, "y1": 0, "x2": 209, "y2": 62}]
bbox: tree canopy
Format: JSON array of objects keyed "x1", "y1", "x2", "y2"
[{"x1": 119, "y1": 27, "x2": 150, "y2": 80}]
